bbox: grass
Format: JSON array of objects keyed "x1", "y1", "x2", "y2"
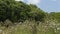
[{"x1": 0, "y1": 20, "x2": 60, "y2": 34}]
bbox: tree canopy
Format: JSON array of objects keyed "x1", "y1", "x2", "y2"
[{"x1": 0, "y1": 0, "x2": 47, "y2": 24}]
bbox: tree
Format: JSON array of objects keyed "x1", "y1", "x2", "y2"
[
  {"x1": 0, "y1": 0, "x2": 31, "y2": 23},
  {"x1": 28, "y1": 4, "x2": 46, "y2": 22}
]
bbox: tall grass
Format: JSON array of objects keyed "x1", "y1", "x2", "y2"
[{"x1": 0, "y1": 20, "x2": 60, "y2": 34}]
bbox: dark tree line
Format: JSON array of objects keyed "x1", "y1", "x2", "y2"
[{"x1": 0, "y1": 0, "x2": 47, "y2": 25}]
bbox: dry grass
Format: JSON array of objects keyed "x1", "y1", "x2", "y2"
[{"x1": 0, "y1": 20, "x2": 60, "y2": 34}]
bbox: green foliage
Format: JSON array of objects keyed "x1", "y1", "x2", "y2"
[
  {"x1": 0, "y1": 0, "x2": 30, "y2": 22},
  {"x1": 49, "y1": 12, "x2": 60, "y2": 22},
  {"x1": 0, "y1": 0, "x2": 46, "y2": 25},
  {"x1": 28, "y1": 4, "x2": 46, "y2": 22}
]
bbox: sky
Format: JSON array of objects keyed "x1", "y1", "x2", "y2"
[{"x1": 15, "y1": 0, "x2": 60, "y2": 12}]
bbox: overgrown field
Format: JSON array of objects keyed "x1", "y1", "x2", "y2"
[
  {"x1": 0, "y1": 20, "x2": 60, "y2": 34},
  {"x1": 0, "y1": 0, "x2": 60, "y2": 34}
]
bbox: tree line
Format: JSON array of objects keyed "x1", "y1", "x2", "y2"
[{"x1": 0, "y1": 0, "x2": 60, "y2": 25}]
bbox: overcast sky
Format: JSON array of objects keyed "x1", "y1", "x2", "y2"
[{"x1": 15, "y1": 0, "x2": 60, "y2": 12}]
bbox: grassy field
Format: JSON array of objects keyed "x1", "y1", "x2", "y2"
[{"x1": 0, "y1": 20, "x2": 60, "y2": 34}]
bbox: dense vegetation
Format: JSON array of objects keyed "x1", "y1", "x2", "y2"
[
  {"x1": 49, "y1": 12, "x2": 60, "y2": 22},
  {"x1": 0, "y1": 0, "x2": 46, "y2": 24},
  {"x1": 0, "y1": 0, "x2": 60, "y2": 34}
]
